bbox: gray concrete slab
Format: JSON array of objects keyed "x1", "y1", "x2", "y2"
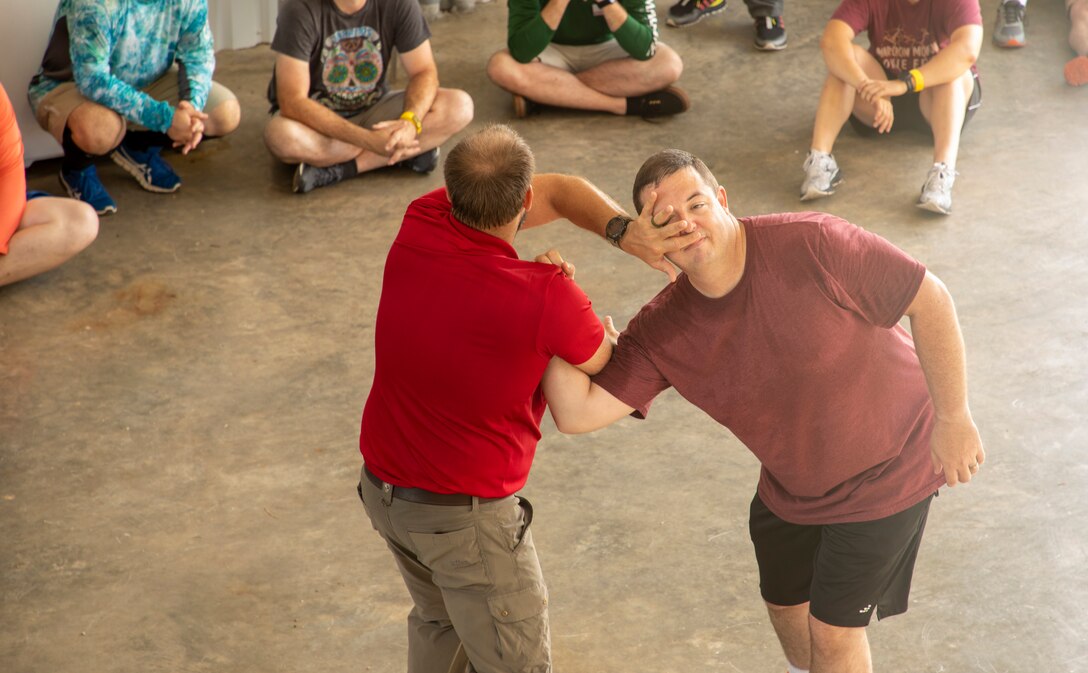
[{"x1": 2, "y1": 0, "x2": 1086, "y2": 671}]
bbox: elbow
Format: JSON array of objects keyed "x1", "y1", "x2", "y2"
[{"x1": 552, "y1": 415, "x2": 596, "y2": 435}]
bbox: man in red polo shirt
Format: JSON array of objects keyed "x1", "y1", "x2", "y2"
[{"x1": 357, "y1": 125, "x2": 701, "y2": 673}]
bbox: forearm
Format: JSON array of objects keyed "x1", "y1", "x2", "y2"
[
  {"x1": 524, "y1": 174, "x2": 625, "y2": 232},
  {"x1": 914, "y1": 36, "x2": 979, "y2": 89},
  {"x1": 176, "y1": 9, "x2": 215, "y2": 109},
  {"x1": 609, "y1": 0, "x2": 656, "y2": 60},
  {"x1": 821, "y1": 22, "x2": 868, "y2": 88},
  {"x1": 402, "y1": 69, "x2": 439, "y2": 122},
  {"x1": 280, "y1": 96, "x2": 377, "y2": 149},
  {"x1": 908, "y1": 273, "x2": 971, "y2": 420},
  {"x1": 543, "y1": 358, "x2": 633, "y2": 433},
  {"x1": 508, "y1": 0, "x2": 561, "y2": 62}
]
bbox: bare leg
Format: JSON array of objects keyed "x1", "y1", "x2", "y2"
[
  {"x1": 0, "y1": 198, "x2": 99, "y2": 287},
  {"x1": 56, "y1": 102, "x2": 126, "y2": 154},
  {"x1": 202, "y1": 98, "x2": 242, "y2": 137},
  {"x1": 487, "y1": 49, "x2": 682, "y2": 115},
  {"x1": 918, "y1": 70, "x2": 974, "y2": 168},
  {"x1": 1071, "y1": 0, "x2": 1088, "y2": 55},
  {"x1": 809, "y1": 616, "x2": 872, "y2": 673},
  {"x1": 810, "y1": 45, "x2": 887, "y2": 153},
  {"x1": 263, "y1": 88, "x2": 472, "y2": 174},
  {"x1": 766, "y1": 602, "x2": 812, "y2": 671}
]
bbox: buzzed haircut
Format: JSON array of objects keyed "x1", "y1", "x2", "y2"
[
  {"x1": 632, "y1": 149, "x2": 718, "y2": 213},
  {"x1": 444, "y1": 125, "x2": 535, "y2": 230}
]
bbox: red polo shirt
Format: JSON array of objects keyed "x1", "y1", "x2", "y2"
[{"x1": 360, "y1": 188, "x2": 605, "y2": 497}]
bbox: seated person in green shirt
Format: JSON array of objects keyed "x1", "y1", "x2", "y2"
[{"x1": 487, "y1": 0, "x2": 688, "y2": 118}]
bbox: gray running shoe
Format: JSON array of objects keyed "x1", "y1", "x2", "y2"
[
  {"x1": 799, "y1": 150, "x2": 842, "y2": 201},
  {"x1": 993, "y1": 1, "x2": 1026, "y2": 48},
  {"x1": 916, "y1": 162, "x2": 957, "y2": 215},
  {"x1": 292, "y1": 162, "x2": 350, "y2": 194}
]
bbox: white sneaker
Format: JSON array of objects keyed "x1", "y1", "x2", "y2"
[
  {"x1": 916, "y1": 162, "x2": 957, "y2": 215},
  {"x1": 800, "y1": 150, "x2": 842, "y2": 201}
]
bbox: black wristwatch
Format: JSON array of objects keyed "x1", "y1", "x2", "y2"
[
  {"x1": 605, "y1": 215, "x2": 632, "y2": 247},
  {"x1": 897, "y1": 70, "x2": 916, "y2": 94}
]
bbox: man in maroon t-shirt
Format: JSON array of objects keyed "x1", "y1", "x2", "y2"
[
  {"x1": 544, "y1": 149, "x2": 985, "y2": 673},
  {"x1": 357, "y1": 127, "x2": 702, "y2": 673},
  {"x1": 800, "y1": 0, "x2": 983, "y2": 215}
]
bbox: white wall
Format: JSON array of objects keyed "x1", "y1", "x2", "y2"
[{"x1": 0, "y1": 0, "x2": 279, "y2": 165}]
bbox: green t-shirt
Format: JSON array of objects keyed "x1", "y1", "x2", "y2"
[{"x1": 506, "y1": 0, "x2": 658, "y2": 63}]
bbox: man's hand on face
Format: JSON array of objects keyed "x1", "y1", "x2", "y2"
[{"x1": 621, "y1": 191, "x2": 704, "y2": 283}]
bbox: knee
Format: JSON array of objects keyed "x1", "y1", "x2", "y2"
[
  {"x1": 487, "y1": 51, "x2": 521, "y2": 89},
  {"x1": 656, "y1": 46, "x2": 684, "y2": 83},
  {"x1": 207, "y1": 98, "x2": 241, "y2": 137},
  {"x1": 263, "y1": 116, "x2": 303, "y2": 162},
  {"x1": 68, "y1": 105, "x2": 125, "y2": 155},
  {"x1": 1072, "y1": 0, "x2": 1088, "y2": 21},
  {"x1": 436, "y1": 89, "x2": 474, "y2": 133},
  {"x1": 63, "y1": 201, "x2": 99, "y2": 254}
]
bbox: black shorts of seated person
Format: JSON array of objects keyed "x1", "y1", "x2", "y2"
[{"x1": 849, "y1": 69, "x2": 982, "y2": 137}]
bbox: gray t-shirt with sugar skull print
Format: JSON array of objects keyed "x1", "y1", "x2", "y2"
[{"x1": 268, "y1": 0, "x2": 430, "y2": 115}]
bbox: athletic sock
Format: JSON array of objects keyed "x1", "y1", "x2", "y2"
[
  {"x1": 624, "y1": 95, "x2": 643, "y2": 116},
  {"x1": 61, "y1": 125, "x2": 95, "y2": 173},
  {"x1": 341, "y1": 158, "x2": 360, "y2": 180},
  {"x1": 786, "y1": 662, "x2": 809, "y2": 673},
  {"x1": 122, "y1": 131, "x2": 171, "y2": 153}
]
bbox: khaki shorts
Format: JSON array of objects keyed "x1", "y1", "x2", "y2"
[
  {"x1": 33, "y1": 65, "x2": 236, "y2": 139},
  {"x1": 537, "y1": 40, "x2": 632, "y2": 73},
  {"x1": 269, "y1": 89, "x2": 406, "y2": 128}
]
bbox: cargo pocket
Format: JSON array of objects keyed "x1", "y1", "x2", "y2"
[
  {"x1": 487, "y1": 583, "x2": 551, "y2": 673},
  {"x1": 408, "y1": 526, "x2": 490, "y2": 590}
]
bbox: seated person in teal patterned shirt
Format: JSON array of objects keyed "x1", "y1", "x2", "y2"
[
  {"x1": 28, "y1": 0, "x2": 241, "y2": 216},
  {"x1": 262, "y1": 0, "x2": 474, "y2": 194},
  {"x1": 487, "y1": 0, "x2": 689, "y2": 118}
]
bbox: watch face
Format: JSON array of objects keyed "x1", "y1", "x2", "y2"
[{"x1": 606, "y1": 217, "x2": 626, "y2": 240}]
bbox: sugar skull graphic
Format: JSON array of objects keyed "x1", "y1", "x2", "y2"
[{"x1": 321, "y1": 27, "x2": 384, "y2": 110}]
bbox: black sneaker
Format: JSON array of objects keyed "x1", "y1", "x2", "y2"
[
  {"x1": 754, "y1": 16, "x2": 787, "y2": 50},
  {"x1": 396, "y1": 148, "x2": 440, "y2": 174},
  {"x1": 513, "y1": 94, "x2": 541, "y2": 119},
  {"x1": 666, "y1": 0, "x2": 727, "y2": 28},
  {"x1": 292, "y1": 162, "x2": 350, "y2": 194},
  {"x1": 630, "y1": 86, "x2": 690, "y2": 118}
]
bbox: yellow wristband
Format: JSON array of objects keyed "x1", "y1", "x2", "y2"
[
  {"x1": 400, "y1": 110, "x2": 422, "y2": 135},
  {"x1": 909, "y1": 68, "x2": 924, "y2": 93}
]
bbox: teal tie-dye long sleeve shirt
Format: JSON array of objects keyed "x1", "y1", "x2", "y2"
[{"x1": 29, "y1": 0, "x2": 215, "y2": 134}]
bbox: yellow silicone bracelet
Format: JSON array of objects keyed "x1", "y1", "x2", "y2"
[
  {"x1": 400, "y1": 111, "x2": 422, "y2": 135},
  {"x1": 909, "y1": 68, "x2": 925, "y2": 93}
]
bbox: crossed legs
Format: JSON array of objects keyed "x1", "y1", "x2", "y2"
[
  {"x1": 263, "y1": 89, "x2": 474, "y2": 174},
  {"x1": 486, "y1": 47, "x2": 683, "y2": 115}
]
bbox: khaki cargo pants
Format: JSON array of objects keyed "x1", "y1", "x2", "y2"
[{"x1": 359, "y1": 466, "x2": 552, "y2": 673}]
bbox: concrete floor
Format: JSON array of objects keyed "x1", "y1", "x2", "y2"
[{"x1": 2, "y1": 0, "x2": 1087, "y2": 671}]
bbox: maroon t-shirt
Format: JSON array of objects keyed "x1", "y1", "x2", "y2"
[
  {"x1": 593, "y1": 212, "x2": 945, "y2": 525},
  {"x1": 360, "y1": 188, "x2": 605, "y2": 498},
  {"x1": 832, "y1": 0, "x2": 982, "y2": 76}
]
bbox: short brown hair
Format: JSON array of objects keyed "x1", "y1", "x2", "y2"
[
  {"x1": 444, "y1": 125, "x2": 535, "y2": 230},
  {"x1": 631, "y1": 149, "x2": 718, "y2": 213}
]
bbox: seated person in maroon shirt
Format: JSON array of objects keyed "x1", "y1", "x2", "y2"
[
  {"x1": 800, "y1": 0, "x2": 983, "y2": 215},
  {"x1": 355, "y1": 126, "x2": 701, "y2": 673},
  {"x1": 543, "y1": 149, "x2": 985, "y2": 673}
]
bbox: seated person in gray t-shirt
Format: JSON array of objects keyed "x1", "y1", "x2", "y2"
[{"x1": 263, "y1": 0, "x2": 474, "y2": 193}]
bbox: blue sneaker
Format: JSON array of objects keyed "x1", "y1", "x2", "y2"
[
  {"x1": 59, "y1": 165, "x2": 117, "y2": 216},
  {"x1": 111, "y1": 144, "x2": 182, "y2": 193}
]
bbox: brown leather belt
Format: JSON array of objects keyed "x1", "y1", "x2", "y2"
[{"x1": 363, "y1": 466, "x2": 505, "y2": 506}]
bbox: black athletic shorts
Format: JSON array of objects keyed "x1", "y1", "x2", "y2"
[
  {"x1": 849, "y1": 70, "x2": 982, "y2": 136},
  {"x1": 748, "y1": 492, "x2": 936, "y2": 628}
]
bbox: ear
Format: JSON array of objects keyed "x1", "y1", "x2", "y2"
[
  {"x1": 523, "y1": 184, "x2": 534, "y2": 212},
  {"x1": 717, "y1": 185, "x2": 728, "y2": 209}
]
